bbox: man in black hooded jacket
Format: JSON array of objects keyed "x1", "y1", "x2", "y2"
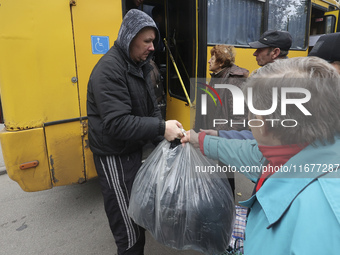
[{"x1": 87, "y1": 9, "x2": 184, "y2": 255}]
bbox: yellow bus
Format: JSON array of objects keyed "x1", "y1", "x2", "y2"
[{"x1": 0, "y1": 0, "x2": 339, "y2": 192}]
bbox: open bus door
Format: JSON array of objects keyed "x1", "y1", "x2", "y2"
[
  {"x1": 139, "y1": 0, "x2": 204, "y2": 129},
  {"x1": 166, "y1": 0, "x2": 197, "y2": 129},
  {"x1": 70, "y1": 0, "x2": 123, "y2": 187},
  {"x1": 309, "y1": 0, "x2": 340, "y2": 50},
  {"x1": 163, "y1": 0, "x2": 201, "y2": 129}
]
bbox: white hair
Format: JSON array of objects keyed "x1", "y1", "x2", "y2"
[{"x1": 244, "y1": 57, "x2": 340, "y2": 145}]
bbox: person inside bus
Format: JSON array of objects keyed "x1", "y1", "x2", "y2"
[
  {"x1": 126, "y1": 0, "x2": 144, "y2": 11},
  {"x1": 87, "y1": 9, "x2": 184, "y2": 255},
  {"x1": 308, "y1": 32, "x2": 340, "y2": 74},
  {"x1": 151, "y1": 4, "x2": 166, "y2": 66},
  {"x1": 249, "y1": 30, "x2": 292, "y2": 67},
  {"x1": 182, "y1": 56, "x2": 340, "y2": 255}
]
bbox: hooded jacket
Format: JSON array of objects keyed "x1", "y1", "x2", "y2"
[{"x1": 87, "y1": 9, "x2": 164, "y2": 156}]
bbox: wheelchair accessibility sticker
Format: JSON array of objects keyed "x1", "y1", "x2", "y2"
[{"x1": 91, "y1": 36, "x2": 110, "y2": 54}]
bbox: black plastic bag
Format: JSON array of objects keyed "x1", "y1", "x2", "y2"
[{"x1": 128, "y1": 140, "x2": 235, "y2": 254}]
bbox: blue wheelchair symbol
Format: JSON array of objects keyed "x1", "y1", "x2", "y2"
[{"x1": 91, "y1": 36, "x2": 110, "y2": 54}]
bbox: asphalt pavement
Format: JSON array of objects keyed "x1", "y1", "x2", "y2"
[
  {"x1": 0, "y1": 170, "x2": 252, "y2": 255},
  {"x1": 0, "y1": 174, "x2": 206, "y2": 255}
]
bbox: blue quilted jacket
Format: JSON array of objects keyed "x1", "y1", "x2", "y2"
[{"x1": 203, "y1": 135, "x2": 340, "y2": 255}]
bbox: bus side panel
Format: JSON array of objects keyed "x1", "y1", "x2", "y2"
[
  {"x1": 0, "y1": 128, "x2": 51, "y2": 192},
  {"x1": 165, "y1": 96, "x2": 193, "y2": 130},
  {"x1": 83, "y1": 131, "x2": 97, "y2": 181},
  {"x1": 44, "y1": 122, "x2": 85, "y2": 187},
  {"x1": 287, "y1": 50, "x2": 308, "y2": 58},
  {"x1": 70, "y1": 0, "x2": 122, "y2": 118},
  {"x1": 0, "y1": 0, "x2": 79, "y2": 130},
  {"x1": 0, "y1": 0, "x2": 84, "y2": 191}
]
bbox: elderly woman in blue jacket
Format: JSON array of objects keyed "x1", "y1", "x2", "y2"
[{"x1": 182, "y1": 57, "x2": 340, "y2": 255}]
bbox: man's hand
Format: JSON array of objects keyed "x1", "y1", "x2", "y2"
[
  {"x1": 181, "y1": 129, "x2": 199, "y2": 148},
  {"x1": 200, "y1": 129, "x2": 218, "y2": 136},
  {"x1": 164, "y1": 120, "x2": 184, "y2": 141}
]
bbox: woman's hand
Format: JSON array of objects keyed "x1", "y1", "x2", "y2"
[{"x1": 181, "y1": 129, "x2": 199, "y2": 148}]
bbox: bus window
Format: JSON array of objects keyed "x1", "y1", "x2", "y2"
[
  {"x1": 311, "y1": 15, "x2": 336, "y2": 35},
  {"x1": 268, "y1": 0, "x2": 309, "y2": 50},
  {"x1": 207, "y1": 0, "x2": 265, "y2": 45},
  {"x1": 326, "y1": 15, "x2": 336, "y2": 33}
]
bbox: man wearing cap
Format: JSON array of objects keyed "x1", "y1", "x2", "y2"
[
  {"x1": 308, "y1": 32, "x2": 340, "y2": 74},
  {"x1": 249, "y1": 30, "x2": 292, "y2": 66}
]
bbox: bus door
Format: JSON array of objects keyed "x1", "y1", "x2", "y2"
[
  {"x1": 70, "y1": 0, "x2": 122, "y2": 185},
  {"x1": 135, "y1": 0, "x2": 200, "y2": 129},
  {"x1": 164, "y1": 0, "x2": 200, "y2": 129}
]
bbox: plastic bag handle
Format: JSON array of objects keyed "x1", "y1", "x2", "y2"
[{"x1": 170, "y1": 139, "x2": 182, "y2": 149}]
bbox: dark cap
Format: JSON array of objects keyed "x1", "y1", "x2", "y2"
[
  {"x1": 249, "y1": 30, "x2": 292, "y2": 51},
  {"x1": 308, "y1": 32, "x2": 340, "y2": 62}
]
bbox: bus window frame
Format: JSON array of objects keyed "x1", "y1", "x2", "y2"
[
  {"x1": 267, "y1": 0, "x2": 310, "y2": 51},
  {"x1": 122, "y1": 0, "x2": 127, "y2": 15},
  {"x1": 166, "y1": 0, "x2": 197, "y2": 103},
  {"x1": 325, "y1": 15, "x2": 336, "y2": 33},
  {"x1": 165, "y1": 0, "x2": 208, "y2": 104}
]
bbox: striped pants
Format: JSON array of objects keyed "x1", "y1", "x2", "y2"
[{"x1": 93, "y1": 151, "x2": 145, "y2": 255}]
